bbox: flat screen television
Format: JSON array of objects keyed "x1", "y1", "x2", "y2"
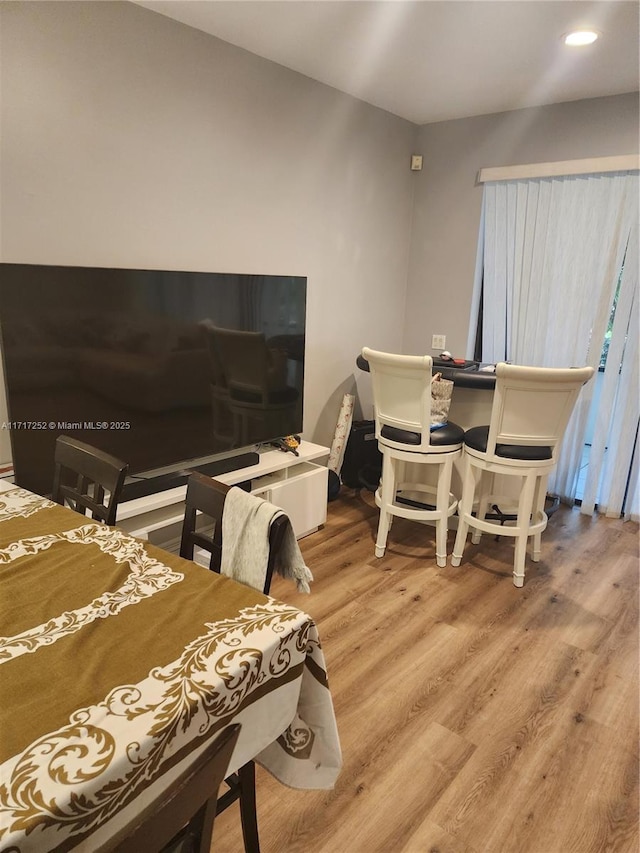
[{"x1": 0, "y1": 264, "x2": 307, "y2": 497}]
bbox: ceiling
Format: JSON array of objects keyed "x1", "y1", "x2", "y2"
[{"x1": 134, "y1": 1, "x2": 639, "y2": 125}]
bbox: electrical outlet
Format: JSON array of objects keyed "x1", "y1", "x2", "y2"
[{"x1": 432, "y1": 334, "x2": 446, "y2": 350}]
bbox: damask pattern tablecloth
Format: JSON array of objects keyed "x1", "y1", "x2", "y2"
[{"x1": 0, "y1": 485, "x2": 341, "y2": 852}]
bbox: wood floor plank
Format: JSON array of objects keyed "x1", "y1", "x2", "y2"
[
  {"x1": 399, "y1": 818, "x2": 481, "y2": 853},
  {"x1": 211, "y1": 495, "x2": 639, "y2": 853},
  {"x1": 314, "y1": 721, "x2": 476, "y2": 853}
]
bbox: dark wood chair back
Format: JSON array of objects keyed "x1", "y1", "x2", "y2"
[
  {"x1": 52, "y1": 435, "x2": 129, "y2": 526},
  {"x1": 180, "y1": 473, "x2": 294, "y2": 853},
  {"x1": 179, "y1": 472, "x2": 288, "y2": 595},
  {"x1": 108, "y1": 723, "x2": 240, "y2": 853}
]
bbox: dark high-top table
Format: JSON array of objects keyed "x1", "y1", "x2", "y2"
[{"x1": 356, "y1": 353, "x2": 496, "y2": 391}]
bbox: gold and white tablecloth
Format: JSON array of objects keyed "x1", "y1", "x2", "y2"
[{"x1": 0, "y1": 484, "x2": 341, "y2": 852}]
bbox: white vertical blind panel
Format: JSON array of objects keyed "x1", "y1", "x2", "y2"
[
  {"x1": 482, "y1": 184, "x2": 508, "y2": 362},
  {"x1": 510, "y1": 181, "x2": 532, "y2": 362},
  {"x1": 551, "y1": 174, "x2": 635, "y2": 500},
  {"x1": 466, "y1": 197, "x2": 486, "y2": 359},
  {"x1": 477, "y1": 171, "x2": 638, "y2": 507},
  {"x1": 593, "y1": 226, "x2": 638, "y2": 516},
  {"x1": 624, "y1": 438, "x2": 639, "y2": 522}
]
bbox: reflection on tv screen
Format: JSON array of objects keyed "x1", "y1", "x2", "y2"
[{"x1": 0, "y1": 264, "x2": 307, "y2": 496}]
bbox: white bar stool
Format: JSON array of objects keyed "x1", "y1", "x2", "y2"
[
  {"x1": 362, "y1": 347, "x2": 464, "y2": 568},
  {"x1": 451, "y1": 363, "x2": 594, "y2": 587}
]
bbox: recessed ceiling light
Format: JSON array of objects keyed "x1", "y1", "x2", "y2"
[{"x1": 563, "y1": 30, "x2": 600, "y2": 46}]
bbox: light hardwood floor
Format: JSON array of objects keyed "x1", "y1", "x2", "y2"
[{"x1": 212, "y1": 490, "x2": 639, "y2": 853}]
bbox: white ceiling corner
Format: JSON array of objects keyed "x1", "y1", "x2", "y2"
[{"x1": 133, "y1": 1, "x2": 640, "y2": 125}]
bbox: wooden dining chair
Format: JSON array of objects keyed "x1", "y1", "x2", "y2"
[
  {"x1": 179, "y1": 472, "x2": 288, "y2": 596},
  {"x1": 107, "y1": 723, "x2": 240, "y2": 853},
  {"x1": 179, "y1": 472, "x2": 289, "y2": 853},
  {"x1": 52, "y1": 435, "x2": 129, "y2": 525}
]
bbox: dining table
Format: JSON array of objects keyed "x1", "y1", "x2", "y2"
[{"x1": 0, "y1": 480, "x2": 341, "y2": 853}]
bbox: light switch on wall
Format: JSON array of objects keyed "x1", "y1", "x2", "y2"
[{"x1": 432, "y1": 334, "x2": 446, "y2": 350}]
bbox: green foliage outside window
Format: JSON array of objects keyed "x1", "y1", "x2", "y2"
[{"x1": 599, "y1": 257, "x2": 624, "y2": 370}]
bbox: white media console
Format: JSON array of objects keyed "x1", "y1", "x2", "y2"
[{"x1": 116, "y1": 441, "x2": 330, "y2": 553}]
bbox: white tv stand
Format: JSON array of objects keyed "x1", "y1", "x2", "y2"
[{"x1": 116, "y1": 441, "x2": 330, "y2": 553}]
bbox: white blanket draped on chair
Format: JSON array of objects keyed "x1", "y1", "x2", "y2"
[{"x1": 221, "y1": 487, "x2": 314, "y2": 593}]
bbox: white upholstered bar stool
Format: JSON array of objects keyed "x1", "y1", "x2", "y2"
[
  {"x1": 362, "y1": 347, "x2": 464, "y2": 568},
  {"x1": 451, "y1": 363, "x2": 594, "y2": 587}
]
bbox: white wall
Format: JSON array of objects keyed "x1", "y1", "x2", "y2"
[
  {"x1": 405, "y1": 92, "x2": 640, "y2": 357},
  {"x1": 2, "y1": 3, "x2": 638, "y2": 467},
  {"x1": 0, "y1": 1, "x2": 417, "y2": 459}
]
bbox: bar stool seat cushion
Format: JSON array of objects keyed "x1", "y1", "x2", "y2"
[
  {"x1": 464, "y1": 425, "x2": 552, "y2": 460},
  {"x1": 381, "y1": 422, "x2": 464, "y2": 447}
]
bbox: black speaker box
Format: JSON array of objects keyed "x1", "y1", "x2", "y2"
[{"x1": 340, "y1": 420, "x2": 382, "y2": 491}]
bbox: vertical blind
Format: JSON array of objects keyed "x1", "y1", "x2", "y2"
[{"x1": 470, "y1": 169, "x2": 639, "y2": 516}]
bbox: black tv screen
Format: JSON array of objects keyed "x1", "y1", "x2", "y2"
[{"x1": 0, "y1": 264, "x2": 306, "y2": 497}]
